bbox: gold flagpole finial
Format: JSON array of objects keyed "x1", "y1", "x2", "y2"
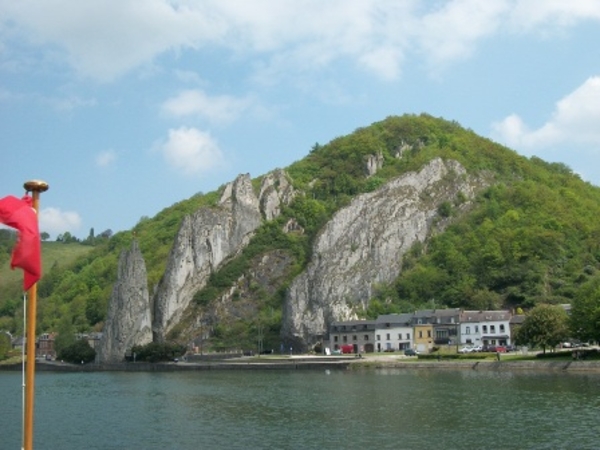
[{"x1": 24, "y1": 180, "x2": 49, "y2": 194}]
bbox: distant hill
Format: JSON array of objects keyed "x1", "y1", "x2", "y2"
[
  {"x1": 1, "y1": 114, "x2": 599, "y2": 350},
  {"x1": 0, "y1": 242, "x2": 94, "y2": 331}
]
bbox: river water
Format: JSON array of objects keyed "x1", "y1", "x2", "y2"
[{"x1": 1, "y1": 368, "x2": 598, "y2": 449}]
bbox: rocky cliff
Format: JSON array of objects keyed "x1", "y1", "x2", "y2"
[
  {"x1": 100, "y1": 157, "x2": 488, "y2": 355},
  {"x1": 151, "y1": 174, "x2": 261, "y2": 340},
  {"x1": 97, "y1": 240, "x2": 152, "y2": 363},
  {"x1": 99, "y1": 169, "x2": 297, "y2": 359},
  {"x1": 281, "y1": 158, "x2": 488, "y2": 349},
  {"x1": 152, "y1": 170, "x2": 296, "y2": 340}
]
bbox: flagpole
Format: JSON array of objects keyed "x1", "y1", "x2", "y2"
[{"x1": 23, "y1": 180, "x2": 48, "y2": 450}]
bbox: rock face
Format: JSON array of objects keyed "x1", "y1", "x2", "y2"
[
  {"x1": 152, "y1": 173, "x2": 262, "y2": 340},
  {"x1": 259, "y1": 169, "x2": 296, "y2": 220},
  {"x1": 281, "y1": 158, "x2": 486, "y2": 349},
  {"x1": 97, "y1": 240, "x2": 152, "y2": 363}
]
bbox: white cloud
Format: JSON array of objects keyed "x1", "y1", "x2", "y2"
[
  {"x1": 0, "y1": 0, "x2": 224, "y2": 81},
  {"x1": 491, "y1": 76, "x2": 600, "y2": 150},
  {"x1": 508, "y1": 0, "x2": 600, "y2": 32},
  {"x1": 417, "y1": 0, "x2": 509, "y2": 68},
  {"x1": 95, "y1": 150, "x2": 117, "y2": 168},
  {"x1": 2, "y1": 1, "x2": 600, "y2": 83},
  {"x1": 162, "y1": 90, "x2": 254, "y2": 124},
  {"x1": 158, "y1": 127, "x2": 224, "y2": 175},
  {"x1": 39, "y1": 207, "x2": 82, "y2": 237}
]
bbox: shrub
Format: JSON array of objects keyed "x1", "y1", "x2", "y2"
[
  {"x1": 130, "y1": 342, "x2": 186, "y2": 363},
  {"x1": 57, "y1": 339, "x2": 96, "y2": 364}
]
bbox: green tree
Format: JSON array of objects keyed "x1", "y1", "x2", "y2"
[
  {"x1": 57, "y1": 338, "x2": 96, "y2": 364},
  {"x1": 130, "y1": 342, "x2": 186, "y2": 363},
  {"x1": 570, "y1": 275, "x2": 600, "y2": 343},
  {"x1": 53, "y1": 314, "x2": 76, "y2": 355},
  {"x1": 516, "y1": 304, "x2": 569, "y2": 353},
  {"x1": 0, "y1": 332, "x2": 11, "y2": 360}
]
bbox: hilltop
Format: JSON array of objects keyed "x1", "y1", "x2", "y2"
[{"x1": 1, "y1": 114, "x2": 600, "y2": 353}]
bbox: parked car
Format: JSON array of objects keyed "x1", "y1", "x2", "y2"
[
  {"x1": 458, "y1": 346, "x2": 473, "y2": 353},
  {"x1": 495, "y1": 346, "x2": 507, "y2": 353},
  {"x1": 404, "y1": 349, "x2": 419, "y2": 356},
  {"x1": 471, "y1": 345, "x2": 482, "y2": 352}
]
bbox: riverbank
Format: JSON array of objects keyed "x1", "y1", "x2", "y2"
[
  {"x1": 350, "y1": 357, "x2": 600, "y2": 372},
  {"x1": 2, "y1": 354, "x2": 600, "y2": 372}
]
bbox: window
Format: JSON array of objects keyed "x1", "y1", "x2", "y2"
[
  {"x1": 376, "y1": 335, "x2": 381, "y2": 341},
  {"x1": 466, "y1": 326, "x2": 470, "y2": 334},
  {"x1": 427, "y1": 330, "x2": 431, "y2": 338},
  {"x1": 334, "y1": 336, "x2": 338, "y2": 342},
  {"x1": 500, "y1": 324, "x2": 505, "y2": 332},
  {"x1": 482, "y1": 325, "x2": 488, "y2": 333},
  {"x1": 364, "y1": 335, "x2": 369, "y2": 341},
  {"x1": 343, "y1": 336, "x2": 347, "y2": 343},
  {"x1": 490, "y1": 325, "x2": 496, "y2": 333},
  {"x1": 419, "y1": 331, "x2": 423, "y2": 338},
  {"x1": 475, "y1": 325, "x2": 479, "y2": 333},
  {"x1": 386, "y1": 333, "x2": 390, "y2": 340},
  {"x1": 406, "y1": 333, "x2": 410, "y2": 340},
  {"x1": 398, "y1": 334, "x2": 402, "y2": 340},
  {"x1": 353, "y1": 335, "x2": 357, "y2": 341}
]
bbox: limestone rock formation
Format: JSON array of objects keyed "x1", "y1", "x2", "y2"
[
  {"x1": 365, "y1": 151, "x2": 384, "y2": 176},
  {"x1": 282, "y1": 158, "x2": 487, "y2": 349},
  {"x1": 152, "y1": 173, "x2": 263, "y2": 340},
  {"x1": 259, "y1": 169, "x2": 296, "y2": 221},
  {"x1": 97, "y1": 240, "x2": 152, "y2": 363}
]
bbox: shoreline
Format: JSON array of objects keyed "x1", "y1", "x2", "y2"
[{"x1": 2, "y1": 355, "x2": 600, "y2": 373}]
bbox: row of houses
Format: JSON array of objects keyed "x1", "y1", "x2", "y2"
[
  {"x1": 327, "y1": 309, "x2": 522, "y2": 353},
  {"x1": 5, "y1": 332, "x2": 103, "y2": 359}
]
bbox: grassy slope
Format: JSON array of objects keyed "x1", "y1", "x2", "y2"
[{"x1": 0, "y1": 242, "x2": 94, "y2": 303}]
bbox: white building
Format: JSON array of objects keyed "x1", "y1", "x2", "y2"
[
  {"x1": 375, "y1": 314, "x2": 413, "y2": 352},
  {"x1": 459, "y1": 310, "x2": 512, "y2": 347}
]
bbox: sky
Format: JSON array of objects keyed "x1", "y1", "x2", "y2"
[{"x1": 1, "y1": 1, "x2": 600, "y2": 240}]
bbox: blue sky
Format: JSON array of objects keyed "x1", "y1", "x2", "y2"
[{"x1": 1, "y1": 1, "x2": 600, "y2": 240}]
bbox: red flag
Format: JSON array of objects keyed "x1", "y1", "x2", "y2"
[{"x1": 0, "y1": 195, "x2": 41, "y2": 290}]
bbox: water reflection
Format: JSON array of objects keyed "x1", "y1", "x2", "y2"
[{"x1": 1, "y1": 369, "x2": 599, "y2": 449}]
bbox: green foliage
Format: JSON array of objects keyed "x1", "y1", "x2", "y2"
[
  {"x1": 130, "y1": 342, "x2": 186, "y2": 363},
  {"x1": 1, "y1": 113, "x2": 599, "y2": 353},
  {"x1": 53, "y1": 315, "x2": 76, "y2": 355},
  {"x1": 57, "y1": 339, "x2": 96, "y2": 364},
  {"x1": 0, "y1": 332, "x2": 10, "y2": 360},
  {"x1": 570, "y1": 275, "x2": 600, "y2": 343},
  {"x1": 437, "y1": 201, "x2": 453, "y2": 218},
  {"x1": 516, "y1": 304, "x2": 569, "y2": 353}
]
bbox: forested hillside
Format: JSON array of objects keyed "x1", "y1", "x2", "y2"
[{"x1": 1, "y1": 114, "x2": 600, "y2": 348}]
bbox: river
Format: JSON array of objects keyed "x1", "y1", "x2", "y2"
[{"x1": 1, "y1": 368, "x2": 598, "y2": 449}]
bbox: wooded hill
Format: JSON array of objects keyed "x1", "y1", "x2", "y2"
[{"x1": 2, "y1": 114, "x2": 600, "y2": 349}]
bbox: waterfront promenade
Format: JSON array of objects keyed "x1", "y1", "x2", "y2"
[{"x1": 3, "y1": 353, "x2": 600, "y2": 373}]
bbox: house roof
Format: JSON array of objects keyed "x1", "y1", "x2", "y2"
[
  {"x1": 460, "y1": 310, "x2": 511, "y2": 322},
  {"x1": 375, "y1": 313, "x2": 413, "y2": 326},
  {"x1": 510, "y1": 315, "x2": 526, "y2": 325}
]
